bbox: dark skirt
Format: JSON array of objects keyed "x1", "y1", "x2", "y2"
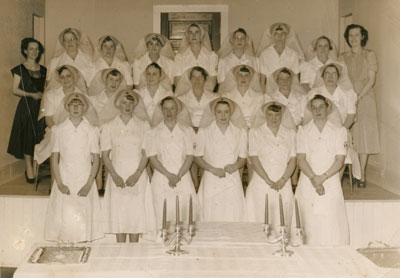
[{"x1": 7, "y1": 97, "x2": 45, "y2": 159}]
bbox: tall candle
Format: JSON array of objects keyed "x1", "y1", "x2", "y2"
[
  {"x1": 264, "y1": 194, "x2": 269, "y2": 224},
  {"x1": 189, "y1": 195, "x2": 193, "y2": 225},
  {"x1": 279, "y1": 194, "x2": 285, "y2": 226},
  {"x1": 162, "y1": 198, "x2": 167, "y2": 229},
  {"x1": 295, "y1": 198, "x2": 301, "y2": 229},
  {"x1": 176, "y1": 195, "x2": 180, "y2": 225}
]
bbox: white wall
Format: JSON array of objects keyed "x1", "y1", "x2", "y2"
[
  {"x1": 347, "y1": 0, "x2": 400, "y2": 195},
  {"x1": 0, "y1": 0, "x2": 45, "y2": 183}
]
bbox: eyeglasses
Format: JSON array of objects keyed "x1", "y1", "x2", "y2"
[{"x1": 63, "y1": 38, "x2": 77, "y2": 43}]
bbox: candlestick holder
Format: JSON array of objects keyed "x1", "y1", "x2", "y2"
[
  {"x1": 265, "y1": 226, "x2": 294, "y2": 257},
  {"x1": 161, "y1": 221, "x2": 195, "y2": 256},
  {"x1": 290, "y1": 227, "x2": 304, "y2": 247}
]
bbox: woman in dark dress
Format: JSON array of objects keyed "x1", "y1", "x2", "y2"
[{"x1": 8, "y1": 38, "x2": 46, "y2": 183}]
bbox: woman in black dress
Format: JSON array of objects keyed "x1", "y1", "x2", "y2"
[{"x1": 8, "y1": 38, "x2": 46, "y2": 183}]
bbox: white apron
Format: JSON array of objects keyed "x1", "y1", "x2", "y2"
[
  {"x1": 293, "y1": 120, "x2": 349, "y2": 246},
  {"x1": 101, "y1": 115, "x2": 156, "y2": 235},
  {"x1": 147, "y1": 123, "x2": 202, "y2": 228},
  {"x1": 44, "y1": 119, "x2": 103, "y2": 243},
  {"x1": 246, "y1": 125, "x2": 295, "y2": 232},
  {"x1": 196, "y1": 122, "x2": 247, "y2": 222}
]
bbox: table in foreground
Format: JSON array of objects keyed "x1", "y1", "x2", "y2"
[{"x1": 14, "y1": 222, "x2": 390, "y2": 278}]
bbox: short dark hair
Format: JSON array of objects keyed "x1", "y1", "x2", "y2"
[
  {"x1": 160, "y1": 96, "x2": 176, "y2": 107},
  {"x1": 146, "y1": 62, "x2": 162, "y2": 75},
  {"x1": 344, "y1": 24, "x2": 369, "y2": 47},
  {"x1": 322, "y1": 64, "x2": 340, "y2": 78},
  {"x1": 106, "y1": 69, "x2": 121, "y2": 79},
  {"x1": 190, "y1": 66, "x2": 208, "y2": 80},
  {"x1": 57, "y1": 65, "x2": 70, "y2": 75},
  {"x1": 267, "y1": 104, "x2": 282, "y2": 113},
  {"x1": 314, "y1": 35, "x2": 333, "y2": 51},
  {"x1": 101, "y1": 36, "x2": 116, "y2": 48},
  {"x1": 21, "y1": 37, "x2": 44, "y2": 63},
  {"x1": 214, "y1": 100, "x2": 231, "y2": 112},
  {"x1": 278, "y1": 67, "x2": 292, "y2": 76},
  {"x1": 233, "y1": 28, "x2": 247, "y2": 37},
  {"x1": 238, "y1": 66, "x2": 251, "y2": 74},
  {"x1": 311, "y1": 94, "x2": 329, "y2": 107},
  {"x1": 146, "y1": 36, "x2": 164, "y2": 47}
]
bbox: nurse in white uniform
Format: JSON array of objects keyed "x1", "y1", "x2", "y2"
[
  {"x1": 88, "y1": 68, "x2": 127, "y2": 125},
  {"x1": 132, "y1": 33, "x2": 175, "y2": 88},
  {"x1": 246, "y1": 100, "x2": 296, "y2": 234},
  {"x1": 101, "y1": 90, "x2": 156, "y2": 242},
  {"x1": 93, "y1": 35, "x2": 133, "y2": 87},
  {"x1": 219, "y1": 65, "x2": 265, "y2": 128},
  {"x1": 295, "y1": 94, "x2": 349, "y2": 245},
  {"x1": 47, "y1": 28, "x2": 96, "y2": 86},
  {"x1": 174, "y1": 23, "x2": 218, "y2": 88},
  {"x1": 137, "y1": 62, "x2": 173, "y2": 122},
  {"x1": 257, "y1": 23, "x2": 304, "y2": 92},
  {"x1": 44, "y1": 92, "x2": 103, "y2": 243},
  {"x1": 176, "y1": 66, "x2": 219, "y2": 190},
  {"x1": 146, "y1": 96, "x2": 201, "y2": 228},
  {"x1": 269, "y1": 67, "x2": 306, "y2": 127},
  {"x1": 195, "y1": 97, "x2": 248, "y2": 221},
  {"x1": 217, "y1": 28, "x2": 259, "y2": 83}
]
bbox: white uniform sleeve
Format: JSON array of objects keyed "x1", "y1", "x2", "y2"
[
  {"x1": 289, "y1": 130, "x2": 297, "y2": 158},
  {"x1": 194, "y1": 128, "x2": 206, "y2": 157},
  {"x1": 173, "y1": 53, "x2": 184, "y2": 78},
  {"x1": 248, "y1": 128, "x2": 259, "y2": 156},
  {"x1": 184, "y1": 127, "x2": 195, "y2": 156},
  {"x1": 335, "y1": 126, "x2": 347, "y2": 156},
  {"x1": 100, "y1": 122, "x2": 112, "y2": 152},
  {"x1": 258, "y1": 50, "x2": 269, "y2": 76},
  {"x1": 217, "y1": 58, "x2": 227, "y2": 83},
  {"x1": 43, "y1": 91, "x2": 55, "y2": 117},
  {"x1": 144, "y1": 128, "x2": 157, "y2": 157},
  {"x1": 238, "y1": 128, "x2": 248, "y2": 158},
  {"x1": 89, "y1": 126, "x2": 100, "y2": 155},
  {"x1": 299, "y1": 62, "x2": 313, "y2": 84},
  {"x1": 296, "y1": 126, "x2": 306, "y2": 154},
  {"x1": 121, "y1": 61, "x2": 134, "y2": 86}
]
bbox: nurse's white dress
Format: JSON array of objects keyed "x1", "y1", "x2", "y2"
[
  {"x1": 146, "y1": 122, "x2": 201, "y2": 227},
  {"x1": 196, "y1": 121, "x2": 247, "y2": 221},
  {"x1": 44, "y1": 118, "x2": 104, "y2": 242},
  {"x1": 294, "y1": 120, "x2": 349, "y2": 245},
  {"x1": 246, "y1": 124, "x2": 296, "y2": 231},
  {"x1": 101, "y1": 115, "x2": 156, "y2": 234}
]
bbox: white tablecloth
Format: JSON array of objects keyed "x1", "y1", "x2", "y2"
[{"x1": 14, "y1": 222, "x2": 390, "y2": 278}]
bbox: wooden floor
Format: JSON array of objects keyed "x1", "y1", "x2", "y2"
[{"x1": 0, "y1": 168, "x2": 399, "y2": 200}]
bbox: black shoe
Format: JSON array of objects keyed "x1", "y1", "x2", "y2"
[
  {"x1": 359, "y1": 180, "x2": 367, "y2": 188},
  {"x1": 25, "y1": 171, "x2": 35, "y2": 184}
]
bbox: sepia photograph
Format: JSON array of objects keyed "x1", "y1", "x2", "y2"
[{"x1": 0, "y1": 0, "x2": 399, "y2": 277}]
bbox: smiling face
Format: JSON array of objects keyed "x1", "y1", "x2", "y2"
[
  {"x1": 310, "y1": 98, "x2": 328, "y2": 121},
  {"x1": 68, "y1": 99, "x2": 84, "y2": 118},
  {"x1": 63, "y1": 32, "x2": 78, "y2": 53},
  {"x1": 105, "y1": 73, "x2": 122, "y2": 92},
  {"x1": 214, "y1": 102, "x2": 231, "y2": 126},
  {"x1": 59, "y1": 68, "x2": 75, "y2": 89},
  {"x1": 187, "y1": 25, "x2": 202, "y2": 45},
  {"x1": 101, "y1": 40, "x2": 116, "y2": 59},
  {"x1": 322, "y1": 66, "x2": 339, "y2": 88},
  {"x1": 315, "y1": 37, "x2": 330, "y2": 59},
  {"x1": 277, "y1": 71, "x2": 292, "y2": 92},
  {"x1": 232, "y1": 31, "x2": 246, "y2": 50},
  {"x1": 265, "y1": 108, "x2": 282, "y2": 129},
  {"x1": 24, "y1": 42, "x2": 39, "y2": 61},
  {"x1": 145, "y1": 65, "x2": 161, "y2": 86},
  {"x1": 146, "y1": 39, "x2": 162, "y2": 55},
  {"x1": 348, "y1": 27, "x2": 363, "y2": 48},
  {"x1": 162, "y1": 99, "x2": 178, "y2": 122},
  {"x1": 119, "y1": 96, "x2": 136, "y2": 116}
]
